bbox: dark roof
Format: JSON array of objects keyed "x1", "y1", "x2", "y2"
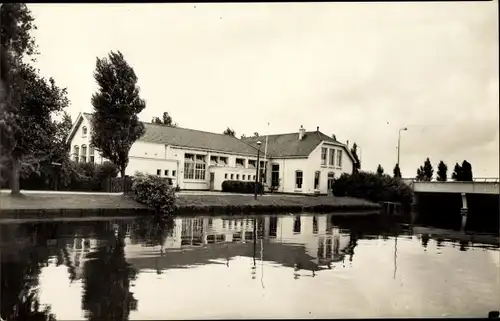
[
  {"x1": 241, "y1": 131, "x2": 342, "y2": 158},
  {"x1": 82, "y1": 113, "x2": 260, "y2": 156}
]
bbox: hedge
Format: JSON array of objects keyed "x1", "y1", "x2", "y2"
[{"x1": 221, "y1": 180, "x2": 263, "y2": 194}]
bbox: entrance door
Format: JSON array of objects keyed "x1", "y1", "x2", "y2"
[
  {"x1": 209, "y1": 172, "x2": 215, "y2": 191},
  {"x1": 327, "y1": 172, "x2": 335, "y2": 191},
  {"x1": 271, "y1": 164, "x2": 280, "y2": 190}
]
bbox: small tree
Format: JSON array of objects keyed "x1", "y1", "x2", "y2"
[
  {"x1": 436, "y1": 161, "x2": 447, "y2": 181},
  {"x1": 393, "y1": 163, "x2": 402, "y2": 178},
  {"x1": 90, "y1": 51, "x2": 146, "y2": 192},
  {"x1": 461, "y1": 160, "x2": 473, "y2": 181},
  {"x1": 416, "y1": 166, "x2": 425, "y2": 181},
  {"x1": 422, "y1": 157, "x2": 433, "y2": 181},
  {"x1": 223, "y1": 127, "x2": 235, "y2": 137},
  {"x1": 151, "y1": 111, "x2": 177, "y2": 127},
  {"x1": 452, "y1": 163, "x2": 463, "y2": 181},
  {"x1": 376, "y1": 164, "x2": 384, "y2": 175},
  {"x1": 350, "y1": 143, "x2": 361, "y2": 174}
]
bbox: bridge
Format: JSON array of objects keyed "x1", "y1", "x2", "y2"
[{"x1": 404, "y1": 178, "x2": 499, "y2": 231}]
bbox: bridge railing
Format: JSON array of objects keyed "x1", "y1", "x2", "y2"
[{"x1": 401, "y1": 177, "x2": 499, "y2": 184}]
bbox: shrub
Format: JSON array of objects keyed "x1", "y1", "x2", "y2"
[
  {"x1": 332, "y1": 171, "x2": 413, "y2": 210},
  {"x1": 131, "y1": 173, "x2": 176, "y2": 218},
  {"x1": 221, "y1": 180, "x2": 263, "y2": 194}
]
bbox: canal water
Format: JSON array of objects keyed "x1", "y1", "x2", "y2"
[{"x1": 1, "y1": 213, "x2": 499, "y2": 320}]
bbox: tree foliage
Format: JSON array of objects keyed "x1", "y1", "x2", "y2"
[
  {"x1": 416, "y1": 158, "x2": 433, "y2": 181},
  {"x1": 223, "y1": 127, "x2": 235, "y2": 137},
  {"x1": 461, "y1": 160, "x2": 473, "y2": 181},
  {"x1": 393, "y1": 163, "x2": 402, "y2": 178},
  {"x1": 332, "y1": 171, "x2": 414, "y2": 210},
  {"x1": 350, "y1": 143, "x2": 361, "y2": 174},
  {"x1": 151, "y1": 111, "x2": 177, "y2": 127},
  {"x1": 452, "y1": 162, "x2": 463, "y2": 181},
  {"x1": 376, "y1": 164, "x2": 384, "y2": 175},
  {"x1": 90, "y1": 50, "x2": 146, "y2": 185},
  {"x1": 436, "y1": 161, "x2": 448, "y2": 181}
]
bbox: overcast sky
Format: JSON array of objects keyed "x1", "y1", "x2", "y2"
[{"x1": 28, "y1": 2, "x2": 499, "y2": 178}]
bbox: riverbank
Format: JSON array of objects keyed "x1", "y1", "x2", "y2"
[{"x1": 0, "y1": 190, "x2": 380, "y2": 221}]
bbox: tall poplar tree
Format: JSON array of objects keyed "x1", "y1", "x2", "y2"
[{"x1": 90, "y1": 51, "x2": 146, "y2": 191}]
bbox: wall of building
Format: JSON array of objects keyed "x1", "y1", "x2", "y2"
[{"x1": 68, "y1": 115, "x2": 106, "y2": 164}]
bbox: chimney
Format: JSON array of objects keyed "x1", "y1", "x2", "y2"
[
  {"x1": 299, "y1": 125, "x2": 306, "y2": 140},
  {"x1": 316, "y1": 126, "x2": 319, "y2": 132},
  {"x1": 346, "y1": 140, "x2": 349, "y2": 148}
]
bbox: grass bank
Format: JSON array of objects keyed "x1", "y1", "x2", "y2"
[{"x1": 0, "y1": 191, "x2": 380, "y2": 220}]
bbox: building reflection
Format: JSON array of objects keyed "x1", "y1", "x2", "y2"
[{"x1": 124, "y1": 214, "x2": 354, "y2": 274}]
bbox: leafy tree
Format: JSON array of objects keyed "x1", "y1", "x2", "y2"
[
  {"x1": 393, "y1": 163, "x2": 402, "y2": 178},
  {"x1": 452, "y1": 163, "x2": 463, "y2": 181},
  {"x1": 350, "y1": 143, "x2": 361, "y2": 174},
  {"x1": 151, "y1": 111, "x2": 177, "y2": 127},
  {"x1": 223, "y1": 127, "x2": 235, "y2": 137},
  {"x1": 1, "y1": 62, "x2": 68, "y2": 195},
  {"x1": 416, "y1": 166, "x2": 425, "y2": 181},
  {"x1": 90, "y1": 51, "x2": 146, "y2": 192},
  {"x1": 240, "y1": 134, "x2": 246, "y2": 139},
  {"x1": 253, "y1": 132, "x2": 259, "y2": 137},
  {"x1": 376, "y1": 164, "x2": 384, "y2": 175},
  {"x1": 436, "y1": 161, "x2": 448, "y2": 181},
  {"x1": 461, "y1": 160, "x2": 473, "y2": 181},
  {"x1": 422, "y1": 157, "x2": 433, "y2": 181}
]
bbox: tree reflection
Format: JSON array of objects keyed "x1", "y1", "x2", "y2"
[
  {"x1": 131, "y1": 215, "x2": 174, "y2": 250},
  {"x1": 81, "y1": 223, "x2": 138, "y2": 321},
  {"x1": 1, "y1": 224, "x2": 56, "y2": 321}
]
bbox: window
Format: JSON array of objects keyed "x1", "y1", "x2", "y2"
[
  {"x1": 184, "y1": 154, "x2": 195, "y2": 179},
  {"x1": 329, "y1": 149, "x2": 335, "y2": 166},
  {"x1": 321, "y1": 147, "x2": 327, "y2": 165},
  {"x1": 172, "y1": 170, "x2": 176, "y2": 177},
  {"x1": 81, "y1": 145, "x2": 87, "y2": 163},
  {"x1": 82, "y1": 126, "x2": 87, "y2": 137},
  {"x1": 231, "y1": 174, "x2": 234, "y2": 180},
  {"x1": 253, "y1": 175, "x2": 256, "y2": 180},
  {"x1": 165, "y1": 170, "x2": 169, "y2": 176},
  {"x1": 73, "y1": 146, "x2": 80, "y2": 163},
  {"x1": 225, "y1": 173, "x2": 228, "y2": 179},
  {"x1": 236, "y1": 158, "x2": 245, "y2": 167},
  {"x1": 184, "y1": 154, "x2": 206, "y2": 180},
  {"x1": 157, "y1": 169, "x2": 161, "y2": 176},
  {"x1": 236, "y1": 174, "x2": 240, "y2": 180},
  {"x1": 195, "y1": 155, "x2": 206, "y2": 180},
  {"x1": 89, "y1": 144, "x2": 95, "y2": 163},
  {"x1": 314, "y1": 171, "x2": 320, "y2": 190},
  {"x1": 295, "y1": 171, "x2": 303, "y2": 189},
  {"x1": 220, "y1": 157, "x2": 228, "y2": 165},
  {"x1": 337, "y1": 150, "x2": 343, "y2": 167},
  {"x1": 210, "y1": 156, "x2": 218, "y2": 166},
  {"x1": 313, "y1": 216, "x2": 318, "y2": 234},
  {"x1": 248, "y1": 160, "x2": 256, "y2": 168},
  {"x1": 260, "y1": 160, "x2": 266, "y2": 168},
  {"x1": 242, "y1": 174, "x2": 246, "y2": 180}
]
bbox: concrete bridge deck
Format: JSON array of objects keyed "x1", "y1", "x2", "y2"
[{"x1": 412, "y1": 181, "x2": 499, "y2": 195}]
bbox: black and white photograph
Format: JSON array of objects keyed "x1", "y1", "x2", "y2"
[{"x1": 0, "y1": 2, "x2": 499, "y2": 320}]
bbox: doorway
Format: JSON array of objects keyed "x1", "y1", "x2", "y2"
[{"x1": 209, "y1": 172, "x2": 215, "y2": 191}]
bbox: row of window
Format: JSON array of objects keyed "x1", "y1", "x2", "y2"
[
  {"x1": 73, "y1": 144, "x2": 95, "y2": 163},
  {"x1": 321, "y1": 147, "x2": 342, "y2": 167},
  {"x1": 224, "y1": 173, "x2": 256, "y2": 181},
  {"x1": 184, "y1": 153, "x2": 206, "y2": 180},
  {"x1": 295, "y1": 171, "x2": 336, "y2": 190},
  {"x1": 156, "y1": 169, "x2": 177, "y2": 177}
]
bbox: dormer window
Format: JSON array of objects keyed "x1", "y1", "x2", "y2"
[
  {"x1": 82, "y1": 126, "x2": 88, "y2": 137},
  {"x1": 236, "y1": 158, "x2": 245, "y2": 167}
]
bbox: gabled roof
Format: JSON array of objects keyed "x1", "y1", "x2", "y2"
[
  {"x1": 242, "y1": 131, "x2": 355, "y2": 161},
  {"x1": 74, "y1": 112, "x2": 260, "y2": 157}
]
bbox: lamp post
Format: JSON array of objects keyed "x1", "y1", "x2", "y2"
[
  {"x1": 397, "y1": 127, "x2": 408, "y2": 167},
  {"x1": 254, "y1": 141, "x2": 262, "y2": 200}
]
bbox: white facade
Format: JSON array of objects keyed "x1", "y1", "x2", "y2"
[{"x1": 67, "y1": 113, "x2": 354, "y2": 194}]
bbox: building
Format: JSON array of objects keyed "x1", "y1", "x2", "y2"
[{"x1": 66, "y1": 113, "x2": 355, "y2": 194}]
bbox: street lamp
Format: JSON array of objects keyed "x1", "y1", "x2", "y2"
[
  {"x1": 397, "y1": 127, "x2": 407, "y2": 167},
  {"x1": 254, "y1": 141, "x2": 262, "y2": 200}
]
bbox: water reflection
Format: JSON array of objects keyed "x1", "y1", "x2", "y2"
[{"x1": 1, "y1": 213, "x2": 499, "y2": 320}]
